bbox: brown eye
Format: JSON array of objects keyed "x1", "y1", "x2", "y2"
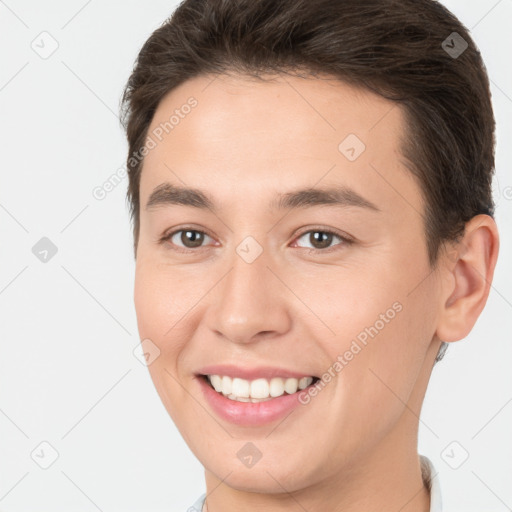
[
  {"x1": 161, "y1": 228, "x2": 214, "y2": 251},
  {"x1": 294, "y1": 229, "x2": 353, "y2": 252},
  {"x1": 178, "y1": 230, "x2": 206, "y2": 248},
  {"x1": 307, "y1": 231, "x2": 335, "y2": 249}
]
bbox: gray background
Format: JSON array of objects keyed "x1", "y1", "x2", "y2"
[{"x1": 0, "y1": 0, "x2": 510, "y2": 510}]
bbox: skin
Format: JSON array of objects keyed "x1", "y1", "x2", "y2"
[{"x1": 133, "y1": 73, "x2": 499, "y2": 512}]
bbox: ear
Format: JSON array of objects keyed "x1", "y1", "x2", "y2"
[{"x1": 436, "y1": 214, "x2": 500, "y2": 343}]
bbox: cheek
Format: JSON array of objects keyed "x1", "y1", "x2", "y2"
[
  {"x1": 134, "y1": 258, "x2": 194, "y2": 343},
  {"x1": 134, "y1": 262, "x2": 166, "y2": 341},
  {"x1": 134, "y1": 260, "x2": 197, "y2": 423},
  {"x1": 133, "y1": 258, "x2": 195, "y2": 391},
  {"x1": 311, "y1": 263, "x2": 436, "y2": 445}
]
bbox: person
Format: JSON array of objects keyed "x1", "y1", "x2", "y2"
[{"x1": 120, "y1": 0, "x2": 500, "y2": 510}]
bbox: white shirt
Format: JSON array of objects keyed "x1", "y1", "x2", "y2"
[{"x1": 187, "y1": 454, "x2": 442, "y2": 511}]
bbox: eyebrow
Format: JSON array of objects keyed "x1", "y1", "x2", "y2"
[{"x1": 145, "y1": 183, "x2": 380, "y2": 212}]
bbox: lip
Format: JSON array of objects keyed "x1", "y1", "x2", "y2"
[
  {"x1": 196, "y1": 364, "x2": 317, "y2": 381},
  {"x1": 196, "y1": 374, "x2": 316, "y2": 426}
]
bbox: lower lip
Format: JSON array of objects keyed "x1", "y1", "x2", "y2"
[{"x1": 196, "y1": 376, "x2": 314, "y2": 427}]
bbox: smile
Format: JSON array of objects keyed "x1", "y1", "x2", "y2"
[
  {"x1": 205, "y1": 374, "x2": 319, "y2": 402},
  {"x1": 196, "y1": 366, "x2": 320, "y2": 427}
]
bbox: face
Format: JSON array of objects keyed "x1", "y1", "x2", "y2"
[{"x1": 134, "y1": 73, "x2": 443, "y2": 494}]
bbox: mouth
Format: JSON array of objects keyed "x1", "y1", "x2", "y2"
[
  {"x1": 195, "y1": 366, "x2": 323, "y2": 426},
  {"x1": 199, "y1": 373, "x2": 321, "y2": 403}
]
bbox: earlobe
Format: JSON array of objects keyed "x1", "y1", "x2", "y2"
[{"x1": 435, "y1": 214, "x2": 499, "y2": 343}]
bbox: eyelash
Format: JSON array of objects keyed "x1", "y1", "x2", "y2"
[{"x1": 158, "y1": 226, "x2": 354, "y2": 254}]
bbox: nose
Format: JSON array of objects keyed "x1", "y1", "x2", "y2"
[{"x1": 205, "y1": 249, "x2": 292, "y2": 345}]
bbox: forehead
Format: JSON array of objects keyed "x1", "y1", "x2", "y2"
[{"x1": 140, "y1": 73, "x2": 422, "y2": 217}]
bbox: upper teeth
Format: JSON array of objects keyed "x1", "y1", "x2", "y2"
[{"x1": 207, "y1": 375, "x2": 314, "y2": 401}]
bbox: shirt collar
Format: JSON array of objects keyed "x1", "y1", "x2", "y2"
[{"x1": 420, "y1": 454, "x2": 443, "y2": 512}]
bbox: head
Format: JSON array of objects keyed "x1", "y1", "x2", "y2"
[{"x1": 121, "y1": 0, "x2": 499, "y2": 501}]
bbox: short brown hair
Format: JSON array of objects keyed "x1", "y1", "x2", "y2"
[{"x1": 120, "y1": 0, "x2": 496, "y2": 363}]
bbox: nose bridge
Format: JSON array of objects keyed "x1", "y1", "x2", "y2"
[{"x1": 208, "y1": 243, "x2": 291, "y2": 343}]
